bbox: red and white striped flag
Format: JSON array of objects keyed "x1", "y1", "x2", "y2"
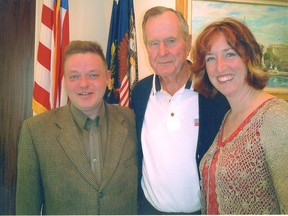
[
  {"x1": 120, "y1": 3, "x2": 138, "y2": 107},
  {"x1": 32, "y1": 0, "x2": 69, "y2": 115}
]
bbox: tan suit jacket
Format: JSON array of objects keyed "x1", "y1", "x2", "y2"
[{"x1": 16, "y1": 103, "x2": 138, "y2": 215}]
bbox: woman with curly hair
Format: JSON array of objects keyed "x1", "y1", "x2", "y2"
[{"x1": 192, "y1": 17, "x2": 288, "y2": 214}]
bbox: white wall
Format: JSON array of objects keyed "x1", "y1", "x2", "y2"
[{"x1": 35, "y1": 0, "x2": 175, "y2": 80}]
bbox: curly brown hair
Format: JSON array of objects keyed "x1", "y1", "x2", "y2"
[{"x1": 191, "y1": 17, "x2": 269, "y2": 98}]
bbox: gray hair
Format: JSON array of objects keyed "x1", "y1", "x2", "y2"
[{"x1": 142, "y1": 6, "x2": 190, "y2": 44}]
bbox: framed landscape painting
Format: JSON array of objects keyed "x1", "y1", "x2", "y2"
[{"x1": 186, "y1": 0, "x2": 288, "y2": 100}]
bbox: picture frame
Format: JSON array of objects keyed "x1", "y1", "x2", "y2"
[{"x1": 176, "y1": 0, "x2": 288, "y2": 100}]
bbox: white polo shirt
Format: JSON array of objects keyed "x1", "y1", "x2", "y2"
[{"x1": 141, "y1": 74, "x2": 200, "y2": 213}]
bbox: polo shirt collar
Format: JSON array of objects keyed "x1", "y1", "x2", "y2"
[{"x1": 152, "y1": 74, "x2": 194, "y2": 95}]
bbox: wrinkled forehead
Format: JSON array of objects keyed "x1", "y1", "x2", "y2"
[{"x1": 144, "y1": 11, "x2": 186, "y2": 42}]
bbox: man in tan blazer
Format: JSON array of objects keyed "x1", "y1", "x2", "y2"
[{"x1": 16, "y1": 41, "x2": 138, "y2": 215}]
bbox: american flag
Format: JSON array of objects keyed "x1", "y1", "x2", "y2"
[
  {"x1": 194, "y1": 118, "x2": 199, "y2": 126},
  {"x1": 32, "y1": 0, "x2": 69, "y2": 115}
]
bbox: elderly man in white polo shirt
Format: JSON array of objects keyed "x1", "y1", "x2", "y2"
[{"x1": 131, "y1": 6, "x2": 229, "y2": 215}]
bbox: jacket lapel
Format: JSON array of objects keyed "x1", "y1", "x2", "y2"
[
  {"x1": 55, "y1": 105, "x2": 99, "y2": 190},
  {"x1": 100, "y1": 104, "x2": 128, "y2": 190}
]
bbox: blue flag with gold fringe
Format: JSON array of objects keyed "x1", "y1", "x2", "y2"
[{"x1": 105, "y1": 0, "x2": 138, "y2": 106}]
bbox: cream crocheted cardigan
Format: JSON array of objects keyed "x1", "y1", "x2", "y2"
[{"x1": 200, "y1": 98, "x2": 288, "y2": 214}]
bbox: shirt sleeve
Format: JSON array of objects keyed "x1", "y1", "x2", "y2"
[{"x1": 262, "y1": 100, "x2": 288, "y2": 214}]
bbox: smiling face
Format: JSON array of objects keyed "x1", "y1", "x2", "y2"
[
  {"x1": 205, "y1": 33, "x2": 249, "y2": 98},
  {"x1": 144, "y1": 11, "x2": 191, "y2": 79},
  {"x1": 64, "y1": 53, "x2": 110, "y2": 118}
]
